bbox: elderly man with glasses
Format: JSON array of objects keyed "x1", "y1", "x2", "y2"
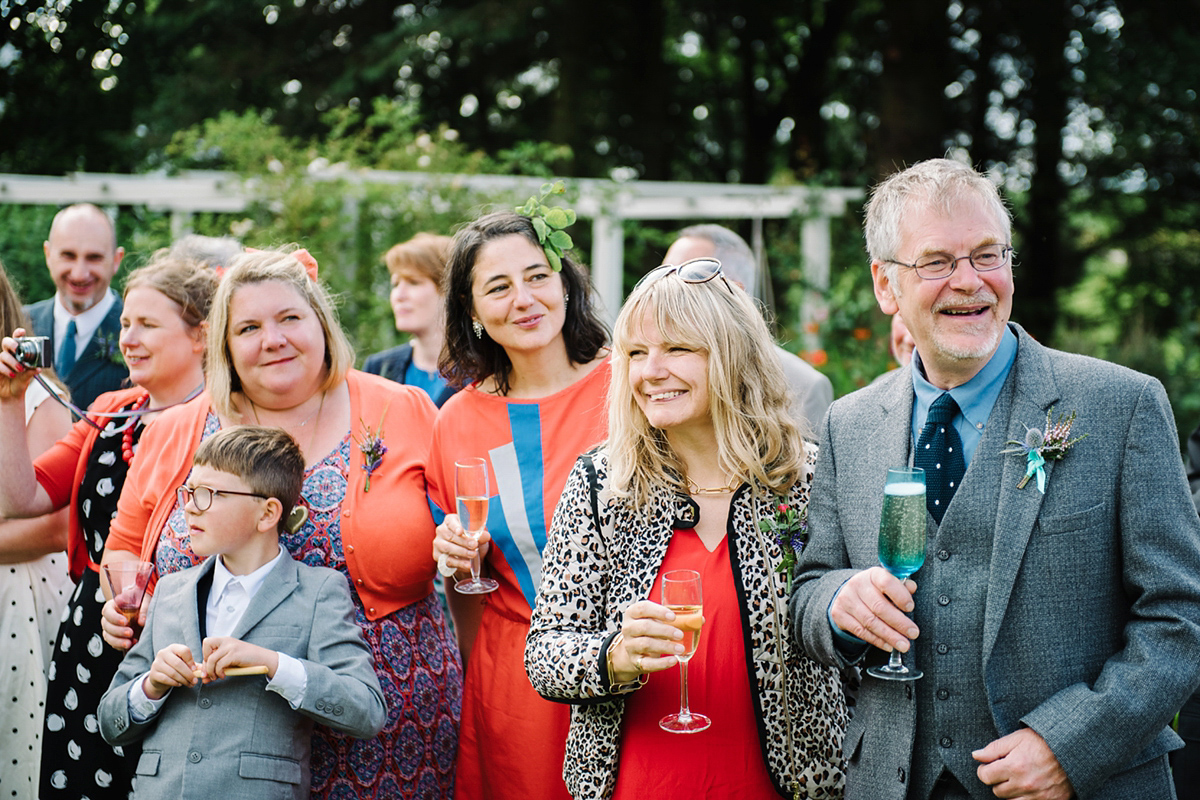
[{"x1": 791, "y1": 158, "x2": 1200, "y2": 800}]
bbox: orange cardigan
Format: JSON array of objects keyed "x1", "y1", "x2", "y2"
[
  {"x1": 105, "y1": 371, "x2": 439, "y2": 619},
  {"x1": 34, "y1": 386, "x2": 145, "y2": 582}
]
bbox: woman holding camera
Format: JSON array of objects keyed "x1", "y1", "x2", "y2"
[{"x1": 0, "y1": 254, "x2": 214, "y2": 800}]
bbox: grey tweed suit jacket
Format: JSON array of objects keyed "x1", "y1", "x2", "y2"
[
  {"x1": 99, "y1": 553, "x2": 386, "y2": 800},
  {"x1": 791, "y1": 323, "x2": 1200, "y2": 799}
]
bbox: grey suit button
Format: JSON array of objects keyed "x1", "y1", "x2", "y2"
[
  {"x1": 936, "y1": 689, "x2": 949, "y2": 700},
  {"x1": 937, "y1": 549, "x2": 950, "y2": 561},
  {"x1": 316, "y1": 701, "x2": 326, "y2": 711},
  {"x1": 940, "y1": 736, "x2": 953, "y2": 748},
  {"x1": 936, "y1": 643, "x2": 949, "y2": 654},
  {"x1": 188, "y1": 751, "x2": 202, "y2": 763},
  {"x1": 198, "y1": 697, "x2": 212, "y2": 709},
  {"x1": 937, "y1": 594, "x2": 950, "y2": 606},
  {"x1": 333, "y1": 705, "x2": 344, "y2": 715}
]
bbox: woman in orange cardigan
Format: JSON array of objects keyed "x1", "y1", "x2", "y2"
[
  {"x1": 100, "y1": 249, "x2": 461, "y2": 800},
  {"x1": 0, "y1": 254, "x2": 214, "y2": 800}
]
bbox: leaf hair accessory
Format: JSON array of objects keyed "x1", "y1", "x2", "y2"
[{"x1": 516, "y1": 181, "x2": 577, "y2": 272}]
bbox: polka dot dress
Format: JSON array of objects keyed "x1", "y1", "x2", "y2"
[
  {"x1": 0, "y1": 382, "x2": 73, "y2": 800},
  {"x1": 0, "y1": 556, "x2": 72, "y2": 800},
  {"x1": 41, "y1": 402, "x2": 144, "y2": 800}
]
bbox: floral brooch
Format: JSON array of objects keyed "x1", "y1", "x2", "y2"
[
  {"x1": 758, "y1": 500, "x2": 808, "y2": 594},
  {"x1": 1002, "y1": 407, "x2": 1087, "y2": 493},
  {"x1": 95, "y1": 331, "x2": 125, "y2": 368},
  {"x1": 355, "y1": 414, "x2": 388, "y2": 493}
]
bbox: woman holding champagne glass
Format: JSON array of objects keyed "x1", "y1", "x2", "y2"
[
  {"x1": 525, "y1": 258, "x2": 846, "y2": 799},
  {"x1": 428, "y1": 209, "x2": 610, "y2": 799}
]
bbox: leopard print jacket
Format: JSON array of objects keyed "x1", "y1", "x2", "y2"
[{"x1": 525, "y1": 445, "x2": 847, "y2": 799}]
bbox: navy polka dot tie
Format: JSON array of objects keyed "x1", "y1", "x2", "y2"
[{"x1": 915, "y1": 392, "x2": 965, "y2": 524}]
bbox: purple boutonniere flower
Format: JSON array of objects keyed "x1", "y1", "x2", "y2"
[
  {"x1": 1002, "y1": 406, "x2": 1088, "y2": 492},
  {"x1": 758, "y1": 500, "x2": 808, "y2": 594},
  {"x1": 355, "y1": 412, "x2": 389, "y2": 493}
]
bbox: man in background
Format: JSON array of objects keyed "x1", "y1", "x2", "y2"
[
  {"x1": 26, "y1": 203, "x2": 128, "y2": 410},
  {"x1": 664, "y1": 224, "x2": 834, "y2": 428}
]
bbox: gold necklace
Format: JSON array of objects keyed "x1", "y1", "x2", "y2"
[
  {"x1": 247, "y1": 390, "x2": 327, "y2": 453},
  {"x1": 685, "y1": 475, "x2": 738, "y2": 495}
]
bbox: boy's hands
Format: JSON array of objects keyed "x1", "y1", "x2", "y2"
[
  {"x1": 143, "y1": 643, "x2": 198, "y2": 699},
  {"x1": 199, "y1": 636, "x2": 278, "y2": 681}
]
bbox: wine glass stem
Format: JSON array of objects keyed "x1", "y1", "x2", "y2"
[
  {"x1": 887, "y1": 649, "x2": 905, "y2": 671},
  {"x1": 469, "y1": 552, "x2": 482, "y2": 582},
  {"x1": 678, "y1": 660, "x2": 692, "y2": 719}
]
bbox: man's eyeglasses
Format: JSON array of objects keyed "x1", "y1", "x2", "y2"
[
  {"x1": 887, "y1": 244, "x2": 1014, "y2": 281},
  {"x1": 177, "y1": 485, "x2": 268, "y2": 512},
  {"x1": 634, "y1": 258, "x2": 732, "y2": 292}
]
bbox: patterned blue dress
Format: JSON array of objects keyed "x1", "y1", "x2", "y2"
[{"x1": 155, "y1": 413, "x2": 461, "y2": 798}]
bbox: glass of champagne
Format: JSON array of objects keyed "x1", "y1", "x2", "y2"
[
  {"x1": 103, "y1": 561, "x2": 155, "y2": 640},
  {"x1": 453, "y1": 457, "x2": 498, "y2": 595},
  {"x1": 658, "y1": 569, "x2": 710, "y2": 733},
  {"x1": 867, "y1": 466, "x2": 927, "y2": 681}
]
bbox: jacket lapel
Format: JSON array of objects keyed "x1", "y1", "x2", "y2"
[
  {"x1": 982, "y1": 326, "x2": 1060, "y2": 664},
  {"x1": 176, "y1": 557, "x2": 215, "y2": 656},
  {"x1": 68, "y1": 302, "x2": 123, "y2": 380},
  {"x1": 857, "y1": 370, "x2": 916, "y2": 561},
  {"x1": 230, "y1": 554, "x2": 300, "y2": 641}
]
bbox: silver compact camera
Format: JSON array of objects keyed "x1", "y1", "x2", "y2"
[{"x1": 14, "y1": 336, "x2": 51, "y2": 369}]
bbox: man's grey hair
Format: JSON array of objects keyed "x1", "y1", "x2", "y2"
[
  {"x1": 864, "y1": 158, "x2": 1012, "y2": 285},
  {"x1": 675, "y1": 224, "x2": 758, "y2": 294}
]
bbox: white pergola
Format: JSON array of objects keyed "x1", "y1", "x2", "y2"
[{"x1": 0, "y1": 170, "x2": 863, "y2": 347}]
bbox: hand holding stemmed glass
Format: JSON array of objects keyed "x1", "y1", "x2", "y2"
[
  {"x1": 452, "y1": 458, "x2": 498, "y2": 594},
  {"x1": 866, "y1": 467, "x2": 927, "y2": 681},
  {"x1": 658, "y1": 569, "x2": 710, "y2": 732},
  {"x1": 102, "y1": 561, "x2": 155, "y2": 646}
]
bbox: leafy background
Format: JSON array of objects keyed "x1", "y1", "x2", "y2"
[{"x1": 1, "y1": 0, "x2": 1198, "y2": 444}]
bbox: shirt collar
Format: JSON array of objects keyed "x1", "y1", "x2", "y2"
[
  {"x1": 212, "y1": 545, "x2": 286, "y2": 601},
  {"x1": 54, "y1": 289, "x2": 117, "y2": 343},
  {"x1": 911, "y1": 324, "x2": 1019, "y2": 431}
]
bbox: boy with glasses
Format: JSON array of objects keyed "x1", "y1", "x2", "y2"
[{"x1": 99, "y1": 425, "x2": 384, "y2": 799}]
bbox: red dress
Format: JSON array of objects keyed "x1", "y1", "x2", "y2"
[
  {"x1": 426, "y1": 360, "x2": 610, "y2": 800},
  {"x1": 612, "y1": 528, "x2": 783, "y2": 799}
]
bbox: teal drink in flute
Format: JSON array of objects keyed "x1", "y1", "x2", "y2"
[{"x1": 867, "y1": 466, "x2": 927, "y2": 681}]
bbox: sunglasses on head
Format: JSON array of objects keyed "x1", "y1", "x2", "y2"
[{"x1": 634, "y1": 258, "x2": 732, "y2": 292}]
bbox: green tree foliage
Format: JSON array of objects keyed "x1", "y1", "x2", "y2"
[{"x1": 3, "y1": 0, "x2": 1200, "y2": 439}]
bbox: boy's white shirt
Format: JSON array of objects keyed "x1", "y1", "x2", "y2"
[{"x1": 127, "y1": 546, "x2": 307, "y2": 720}]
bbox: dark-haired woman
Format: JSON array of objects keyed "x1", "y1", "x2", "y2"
[{"x1": 429, "y1": 211, "x2": 609, "y2": 799}]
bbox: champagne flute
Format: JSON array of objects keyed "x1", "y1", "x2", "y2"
[
  {"x1": 867, "y1": 466, "x2": 927, "y2": 681},
  {"x1": 453, "y1": 457, "x2": 498, "y2": 595},
  {"x1": 658, "y1": 569, "x2": 710, "y2": 733},
  {"x1": 103, "y1": 561, "x2": 155, "y2": 640}
]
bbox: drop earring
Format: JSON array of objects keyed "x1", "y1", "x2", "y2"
[
  {"x1": 564, "y1": 291, "x2": 569, "y2": 307},
  {"x1": 472, "y1": 320, "x2": 483, "y2": 339}
]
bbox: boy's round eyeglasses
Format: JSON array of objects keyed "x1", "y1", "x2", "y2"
[
  {"x1": 887, "y1": 244, "x2": 1014, "y2": 281},
  {"x1": 177, "y1": 485, "x2": 268, "y2": 512},
  {"x1": 634, "y1": 257, "x2": 732, "y2": 291}
]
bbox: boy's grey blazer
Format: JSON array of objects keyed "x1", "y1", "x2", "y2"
[
  {"x1": 99, "y1": 553, "x2": 386, "y2": 800},
  {"x1": 791, "y1": 323, "x2": 1200, "y2": 799},
  {"x1": 26, "y1": 295, "x2": 129, "y2": 411}
]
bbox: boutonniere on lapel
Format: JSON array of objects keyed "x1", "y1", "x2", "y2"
[
  {"x1": 94, "y1": 331, "x2": 125, "y2": 367},
  {"x1": 758, "y1": 500, "x2": 808, "y2": 594},
  {"x1": 1002, "y1": 407, "x2": 1088, "y2": 493},
  {"x1": 354, "y1": 412, "x2": 388, "y2": 493}
]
